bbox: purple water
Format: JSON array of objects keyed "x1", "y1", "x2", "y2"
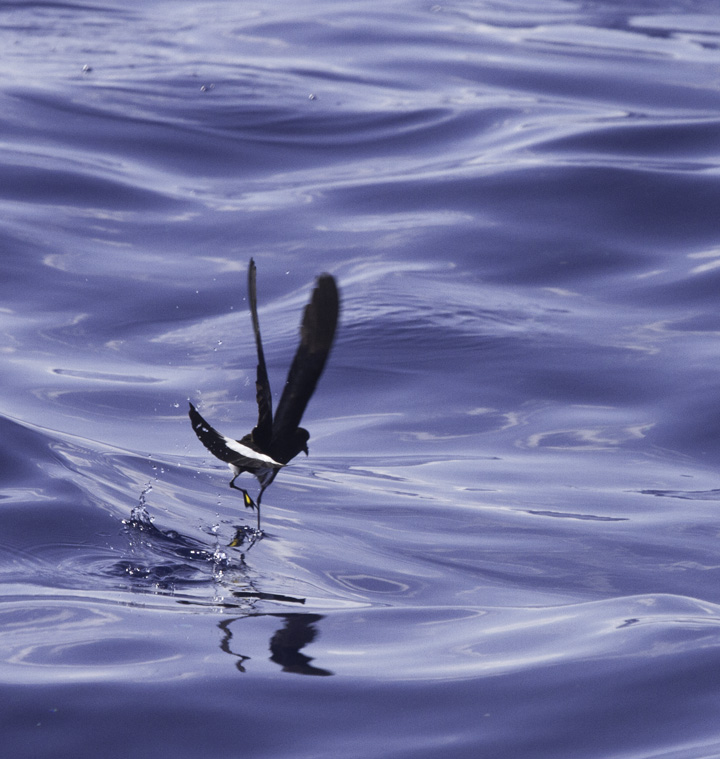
[{"x1": 3, "y1": 1, "x2": 720, "y2": 757}]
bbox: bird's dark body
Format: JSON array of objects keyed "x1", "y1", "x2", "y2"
[{"x1": 189, "y1": 259, "x2": 339, "y2": 527}]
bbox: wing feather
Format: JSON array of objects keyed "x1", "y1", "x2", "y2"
[
  {"x1": 270, "y1": 274, "x2": 339, "y2": 460},
  {"x1": 248, "y1": 258, "x2": 273, "y2": 448},
  {"x1": 188, "y1": 402, "x2": 238, "y2": 464}
]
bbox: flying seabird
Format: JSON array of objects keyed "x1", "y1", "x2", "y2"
[{"x1": 189, "y1": 258, "x2": 339, "y2": 529}]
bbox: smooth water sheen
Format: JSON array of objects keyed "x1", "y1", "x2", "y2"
[{"x1": 3, "y1": 1, "x2": 720, "y2": 757}]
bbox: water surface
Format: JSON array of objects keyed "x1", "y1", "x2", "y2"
[{"x1": 3, "y1": 1, "x2": 720, "y2": 757}]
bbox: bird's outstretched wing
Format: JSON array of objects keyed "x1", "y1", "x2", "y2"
[
  {"x1": 189, "y1": 402, "x2": 239, "y2": 464},
  {"x1": 270, "y1": 274, "x2": 339, "y2": 462},
  {"x1": 189, "y1": 401, "x2": 280, "y2": 472},
  {"x1": 248, "y1": 258, "x2": 273, "y2": 449}
]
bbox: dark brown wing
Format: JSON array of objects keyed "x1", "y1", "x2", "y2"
[
  {"x1": 248, "y1": 258, "x2": 273, "y2": 449},
  {"x1": 188, "y1": 402, "x2": 238, "y2": 464},
  {"x1": 269, "y1": 273, "x2": 339, "y2": 462}
]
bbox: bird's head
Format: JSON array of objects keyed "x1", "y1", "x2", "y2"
[{"x1": 296, "y1": 428, "x2": 310, "y2": 456}]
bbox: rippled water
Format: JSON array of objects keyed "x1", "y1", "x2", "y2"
[{"x1": 3, "y1": 0, "x2": 720, "y2": 757}]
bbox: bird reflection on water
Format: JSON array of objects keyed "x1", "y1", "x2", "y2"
[
  {"x1": 189, "y1": 258, "x2": 340, "y2": 532},
  {"x1": 122, "y1": 505, "x2": 332, "y2": 676},
  {"x1": 219, "y1": 614, "x2": 333, "y2": 677}
]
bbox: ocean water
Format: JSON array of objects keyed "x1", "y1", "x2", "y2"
[{"x1": 3, "y1": 0, "x2": 720, "y2": 756}]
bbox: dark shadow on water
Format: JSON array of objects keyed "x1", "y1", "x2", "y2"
[{"x1": 219, "y1": 613, "x2": 333, "y2": 677}]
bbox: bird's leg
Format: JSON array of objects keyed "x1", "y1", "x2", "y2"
[
  {"x1": 227, "y1": 477, "x2": 263, "y2": 534},
  {"x1": 229, "y1": 478, "x2": 257, "y2": 512}
]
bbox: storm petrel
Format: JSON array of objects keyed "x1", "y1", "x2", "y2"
[{"x1": 189, "y1": 258, "x2": 339, "y2": 529}]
